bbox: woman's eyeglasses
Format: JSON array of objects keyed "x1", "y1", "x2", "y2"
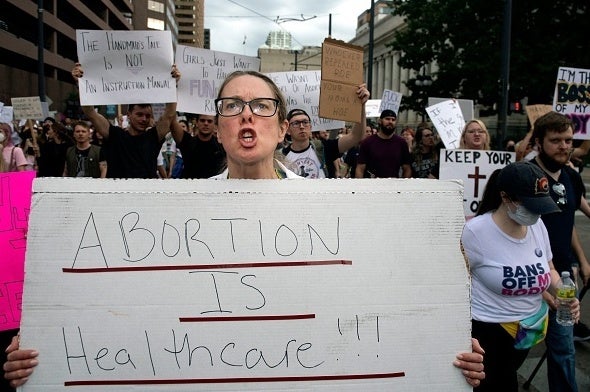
[
  {"x1": 552, "y1": 182, "x2": 567, "y2": 207},
  {"x1": 214, "y1": 98, "x2": 279, "y2": 117},
  {"x1": 466, "y1": 129, "x2": 485, "y2": 135}
]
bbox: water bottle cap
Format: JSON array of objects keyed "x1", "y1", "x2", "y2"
[{"x1": 562, "y1": 271, "x2": 570, "y2": 278}]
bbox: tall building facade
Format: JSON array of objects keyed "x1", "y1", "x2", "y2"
[
  {"x1": 264, "y1": 31, "x2": 292, "y2": 50},
  {"x1": 175, "y1": 0, "x2": 205, "y2": 48},
  {"x1": 349, "y1": 3, "x2": 423, "y2": 125},
  {"x1": 0, "y1": 0, "x2": 180, "y2": 116}
]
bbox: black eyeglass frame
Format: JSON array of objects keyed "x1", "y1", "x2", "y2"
[{"x1": 214, "y1": 97, "x2": 279, "y2": 118}]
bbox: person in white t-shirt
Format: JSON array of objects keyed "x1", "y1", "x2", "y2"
[{"x1": 461, "y1": 161, "x2": 581, "y2": 391}]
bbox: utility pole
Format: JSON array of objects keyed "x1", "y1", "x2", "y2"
[
  {"x1": 497, "y1": 0, "x2": 512, "y2": 150},
  {"x1": 367, "y1": 0, "x2": 375, "y2": 92},
  {"x1": 38, "y1": 0, "x2": 46, "y2": 103}
]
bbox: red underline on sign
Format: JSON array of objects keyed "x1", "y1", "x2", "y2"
[
  {"x1": 62, "y1": 259, "x2": 352, "y2": 273},
  {"x1": 64, "y1": 372, "x2": 406, "y2": 386},
  {"x1": 179, "y1": 314, "x2": 315, "y2": 322}
]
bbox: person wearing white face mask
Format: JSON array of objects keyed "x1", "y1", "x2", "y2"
[
  {"x1": 461, "y1": 161, "x2": 581, "y2": 392},
  {"x1": 0, "y1": 123, "x2": 27, "y2": 172}
]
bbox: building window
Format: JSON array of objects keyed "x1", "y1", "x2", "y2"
[
  {"x1": 148, "y1": 1, "x2": 165, "y2": 13},
  {"x1": 147, "y1": 17, "x2": 165, "y2": 30}
]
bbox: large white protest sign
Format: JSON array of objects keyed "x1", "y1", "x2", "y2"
[
  {"x1": 76, "y1": 30, "x2": 175, "y2": 106},
  {"x1": 426, "y1": 100, "x2": 466, "y2": 149},
  {"x1": 553, "y1": 66, "x2": 590, "y2": 139},
  {"x1": 0, "y1": 105, "x2": 13, "y2": 123},
  {"x1": 439, "y1": 149, "x2": 516, "y2": 218},
  {"x1": 21, "y1": 178, "x2": 471, "y2": 392},
  {"x1": 365, "y1": 99, "x2": 382, "y2": 118},
  {"x1": 266, "y1": 71, "x2": 344, "y2": 130},
  {"x1": 175, "y1": 45, "x2": 260, "y2": 115},
  {"x1": 428, "y1": 98, "x2": 474, "y2": 123},
  {"x1": 10, "y1": 96, "x2": 44, "y2": 120},
  {"x1": 378, "y1": 90, "x2": 403, "y2": 115}
]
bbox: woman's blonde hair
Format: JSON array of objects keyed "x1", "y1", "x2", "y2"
[{"x1": 460, "y1": 119, "x2": 491, "y2": 150}]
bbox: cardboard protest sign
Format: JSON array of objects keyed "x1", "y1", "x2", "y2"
[
  {"x1": 426, "y1": 100, "x2": 466, "y2": 149},
  {"x1": 378, "y1": 90, "x2": 403, "y2": 115},
  {"x1": 76, "y1": 30, "x2": 175, "y2": 106},
  {"x1": 319, "y1": 38, "x2": 364, "y2": 123},
  {"x1": 526, "y1": 104, "x2": 552, "y2": 128},
  {"x1": 11, "y1": 96, "x2": 44, "y2": 120},
  {"x1": 20, "y1": 178, "x2": 471, "y2": 391},
  {"x1": 266, "y1": 71, "x2": 344, "y2": 131},
  {"x1": 0, "y1": 171, "x2": 35, "y2": 331},
  {"x1": 553, "y1": 66, "x2": 590, "y2": 138},
  {"x1": 439, "y1": 149, "x2": 516, "y2": 218},
  {"x1": 176, "y1": 45, "x2": 260, "y2": 115}
]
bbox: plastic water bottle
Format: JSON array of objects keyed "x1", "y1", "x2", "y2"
[{"x1": 556, "y1": 271, "x2": 576, "y2": 326}]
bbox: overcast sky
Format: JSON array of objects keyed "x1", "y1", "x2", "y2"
[{"x1": 204, "y1": 0, "x2": 371, "y2": 57}]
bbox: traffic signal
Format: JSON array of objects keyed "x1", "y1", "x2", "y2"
[{"x1": 509, "y1": 100, "x2": 523, "y2": 114}]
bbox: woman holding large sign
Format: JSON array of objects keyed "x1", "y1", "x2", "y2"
[{"x1": 4, "y1": 70, "x2": 486, "y2": 389}]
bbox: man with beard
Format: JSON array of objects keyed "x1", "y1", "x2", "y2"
[
  {"x1": 355, "y1": 109, "x2": 411, "y2": 178},
  {"x1": 531, "y1": 111, "x2": 589, "y2": 392}
]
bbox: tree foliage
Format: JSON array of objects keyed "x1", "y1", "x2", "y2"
[{"x1": 387, "y1": 0, "x2": 590, "y2": 113}]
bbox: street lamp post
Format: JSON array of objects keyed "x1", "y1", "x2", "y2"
[
  {"x1": 367, "y1": 0, "x2": 375, "y2": 92},
  {"x1": 38, "y1": 0, "x2": 46, "y2": 103},
  {"x1": 291, "y1": 49, "x2": 303, "y2": 71},
  {"x1": 414, "y1": 66, "x2": 432, "y2": 121}
]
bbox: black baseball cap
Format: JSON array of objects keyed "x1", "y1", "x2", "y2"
[
  {"x1": 380, "y1": 109, "x2": 397, "y2": 119},
  {"x1": 497, "y1": 161, "x2": 560, "y2": 215},
  {"x1": 287, "y1": 109, "x2": 310, "y2": 121}
]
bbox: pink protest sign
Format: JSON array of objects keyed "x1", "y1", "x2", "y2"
[{"x1": 0, "y1": 171, "x2": 35, "y2": 331}]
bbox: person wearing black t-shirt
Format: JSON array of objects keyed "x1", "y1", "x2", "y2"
[
  {"x1": 64, "y1": 121, "x2": 106, "y2": 178},
  {"x1": 71, "y1": 63, "x2": 180, "y2": 178}
]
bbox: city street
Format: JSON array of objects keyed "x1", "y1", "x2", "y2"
[{"x1": 517, "y1": 168, "x2": 590, "y2": 391}]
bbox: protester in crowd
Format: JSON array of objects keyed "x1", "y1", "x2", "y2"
[
  {"x1": 0, "y1": 123, "x2": 27, "y2": 172},
  {"x1": 342, "y1": 124, "x2": 373, "y2": 178},
  {"x1": 71, "y1": 63, "x2": 180, "y2": 178},
  {"x1": 400, "y1": 126, "x2": 415, "y2": 152},
  {"x1": 530, "y1": 111, "x2": 587, "y2": 391},
  {"x1": 158, "y1": 131, "x2": 177, "y2": 179},
  {"x1": 355, "y1": 109, "x2": 412, "y2": 178},
  {"x1": 4, "y1": 69, "x2": 486, "y2": 389},
  {"x1": 172, "y1": 113, "x2": 225, "y2": 178},
  {"x1": 504, "y1": 138, "x2": 516, "y2": 152},
  {"x1": 42, "y1": 117, "x2": 55, "y2": 128},
  {"x1": 156, "y1": 150, "x2": 168, "y2": 179},
  {"x1": 280, "y1": 91, "x2": 369, "y2": 178},
  {"x1": 411, "y1": 123, "x2": 439, "y2": 179},
  {"x1": 459, "y1": 119, "x2": 491, "y2": 150},
  {"x1": 63, "y1": 121, "x2": 106, "y2": 178},
  {"x1": 18, "y1": 120, "x2": 39, "y2": 171},
  {"x1": 462, "y1": 161, "x2": 579, "y2": 391},
  {"x1": 170, "y1": 119, "x2": 188, "y2": 178},
  {"x1": 36, "y1": 121, "x2": 72, "y2": 177}
]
